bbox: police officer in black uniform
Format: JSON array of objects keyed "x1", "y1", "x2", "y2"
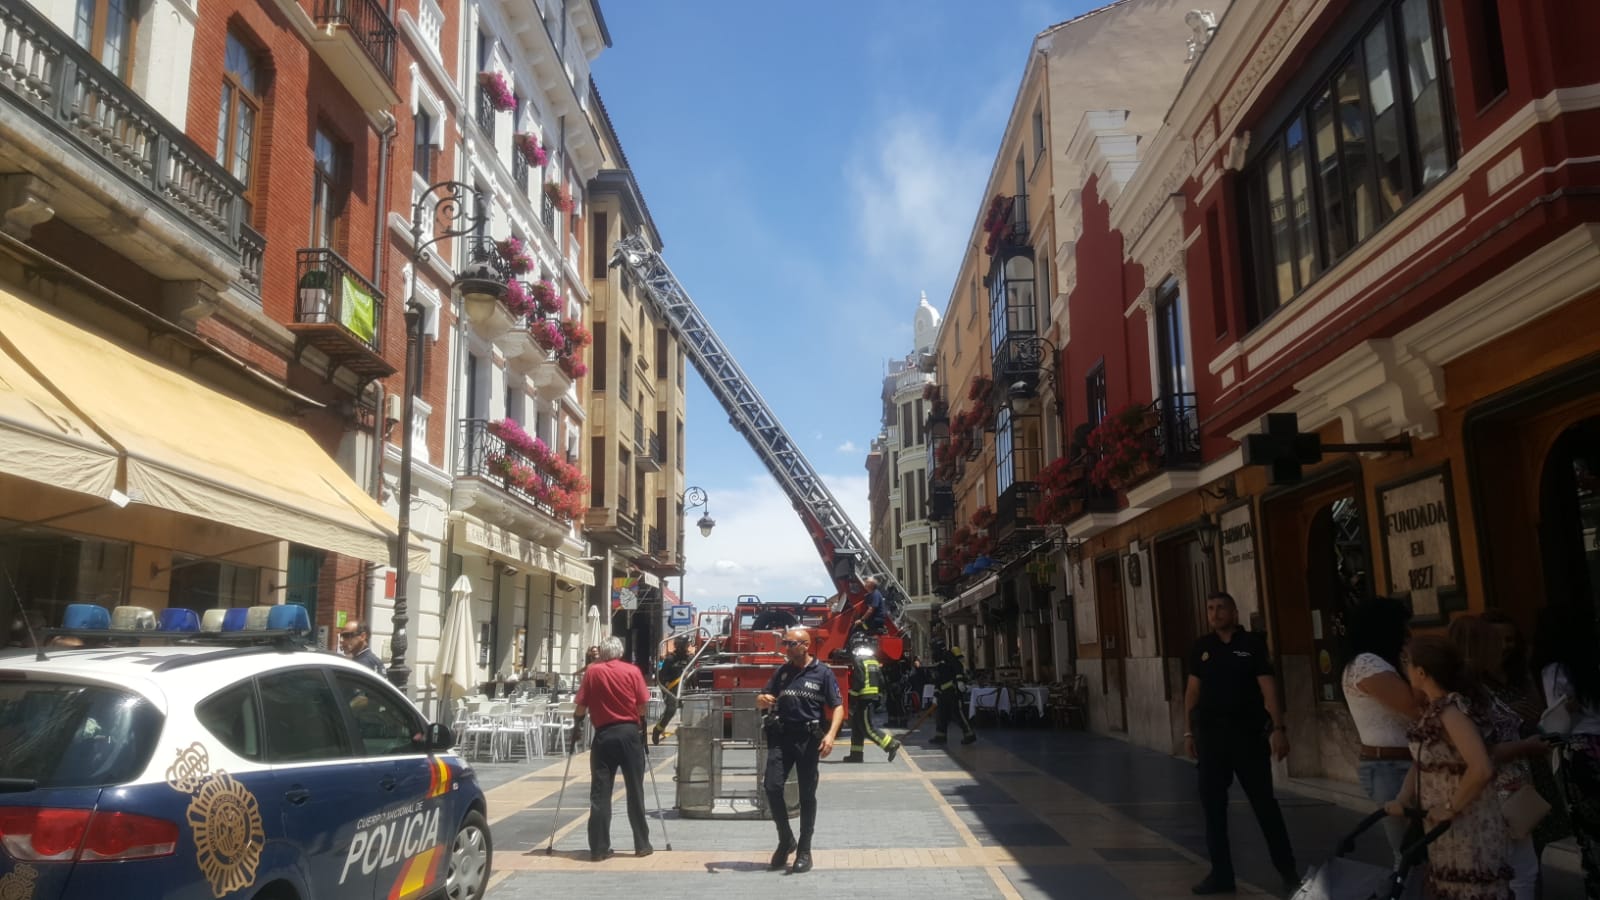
[
  {"x1": 651, "y1": 634, "x2": 692, "y2": 745},
  {"x1": 842, "y1": 628, "x2": 902, "y2": 763},
  {"x1": 929, "y1": 637, "x2": 976, "y2": 745},
  {"x1": 1184, "y1": 591, "x2": 1298, "y2": 895},
  {"x1": 756, "y1": 627, "x2": 844, "y2": 874}
]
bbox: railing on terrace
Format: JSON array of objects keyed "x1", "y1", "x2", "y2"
[
  {"x1": 648, "y1": 430, "x2": 664, "y2": 465},
  {"x1": 238, "y1": 224, "x2": 266, "y2": 304},
  {"x1": 0, "y1": 0, "x2": 243, "y2": 253},
  {"x1": 511, "y1": 146, "x2": 529, "y2": 192},
  {"x1": 541, "y1": 191, "x2": 556, "y2": 234},
  {"x1": 475, "y1": 82, "x2": 495, "y2": 138},
  {"x1": 648, "y1": 526, "x2": 664, "y2": 556},
  {"x1": 294, "y1": 247, "x2": 385, "y2": 354},
  {"x1": 313, "y1": 0, "x2": 396, "y2": 81},
  {"x1": 455, "y1": 418, "x2": 558, "y2": 518}
]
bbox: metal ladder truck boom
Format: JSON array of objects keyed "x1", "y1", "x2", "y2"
[{"x1": 610, "y1": 232, "x2": 908, "y2": 659}]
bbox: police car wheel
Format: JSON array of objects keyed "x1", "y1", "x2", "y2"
[{"x1": 445, "y1": 810, "x2": 492, "y2": 899}]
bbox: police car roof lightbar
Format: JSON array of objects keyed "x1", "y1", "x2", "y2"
[{"x1": 43, "y1": 603, "x2": 317, "y2": 647}]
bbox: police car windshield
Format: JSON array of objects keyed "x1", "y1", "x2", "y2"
[{"x1": 0, "y1": 680, "x2": 163, "y2": 788}]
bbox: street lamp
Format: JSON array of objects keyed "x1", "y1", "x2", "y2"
[
  {"x1": 679, "y1": 486, "x2": 714, "y2": 608},
  {"x1": 389, "y1": 181, "x2": 500, "y2": 690}
]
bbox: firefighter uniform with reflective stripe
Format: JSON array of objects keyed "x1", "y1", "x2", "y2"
[
  {"x1": 932, "y1": 646, "x2": 976, "y2": 744},
  {"x1": 652, "y1": 642, "x2": 691, "y2": 745},
  {"x1": 844, "y1": 651, "x2": 901, "y2": 762}
]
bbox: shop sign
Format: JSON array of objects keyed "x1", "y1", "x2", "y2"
[
  {"x1": 1217, "y1": 503, "x2": 1262, "y2": 631},
  {"x1": 1378, "y1": 467, "x2": 1463, "y2": 622}
]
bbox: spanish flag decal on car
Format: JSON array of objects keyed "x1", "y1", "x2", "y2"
[
  {"x1": 386, "y1": 844, "x2": 443, "y2": 900},
  {"x1": 427, "y1": 758, "x2": 452, "y2": 798}
]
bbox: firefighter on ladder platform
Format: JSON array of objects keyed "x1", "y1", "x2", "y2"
[
  {"x1": 930, "y1": 637, "x2": 977, "y2": 745},
  {"x1": 842, "y1": 626, "x2": 902, "y2": 763},
  {"x1": 652, "y1": 634, "x2": 692, "y2": 745}
]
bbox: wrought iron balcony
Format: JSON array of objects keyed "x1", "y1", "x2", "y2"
[
  {"x1": 648, "y1": 525, "x2": 665, "y2": 557},
  {"x1": 992, "y1": 335, "x2": 1054, "y2": 400},
  {"x1": 455, "y1": 419, "x2": 560, "y2": 519},
  {"x1": 475, "y1": 83, "x2": 496, "y2": 139},
  {"x1": 0, "y1": 0, "x2": 245, "y2": 267},
  {"x1": 639, "y1": 425, "x2": 662, "y2": 473},
  {"x1": 312, "y1": 0, "x2": 395, "y2": 82},
  {"x1": 289, "y1": 247, "x2": 394, "y2": 378},
  {"x1": 540, "y1": 191, "x2": 556, "y2": 235},
  {"x1": 1151, "y1": 391, "x2": 1202, "y2": 467},
  {"x1": 982, "y1": 193, "x2": 1029, "y2": 255},
  {"x1": 929, "y1": 484, "x2": 955, "y2": 521},
  {"x1": 511, "y1": 145, "x2": 529, "y2": 192},
  {"x1": 996, "y1": 481, "x2": 1042, "y2": 535}
]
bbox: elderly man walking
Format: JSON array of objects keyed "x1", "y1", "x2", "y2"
[{"x1": 574, "y1": 637, "x2": 653, "y2": 861}]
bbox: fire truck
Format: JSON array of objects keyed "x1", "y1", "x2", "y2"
[{"x1": 612, "y1": 236, "x2": 909, "y2": 818}]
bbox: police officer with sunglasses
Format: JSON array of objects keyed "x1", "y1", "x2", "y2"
[{"x1": 755, "y1": 627, "x2": 843, "y2": 874}]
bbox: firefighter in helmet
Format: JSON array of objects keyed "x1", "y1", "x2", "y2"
[
  {"x1": 652, "y1": 633, "x2": 693, "y2": 745},
  {"x1": 930, "y1": 637, "x2": 977, "y2": 745},
  {"x1": 842, "y1": 625, "x2": 902, "y2": 763}
]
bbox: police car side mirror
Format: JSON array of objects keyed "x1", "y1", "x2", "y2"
[{"x1": 425, "y1": 722, "x2": 454, "y2": 751}]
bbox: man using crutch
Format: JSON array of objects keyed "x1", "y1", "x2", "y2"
[{"x1": 573, "y1": 637, "x2": 653, "y2": 861}]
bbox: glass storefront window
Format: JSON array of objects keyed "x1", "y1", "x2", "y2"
[{"x1": 0, "y1": 532, "x2": 130, "y2": 635}]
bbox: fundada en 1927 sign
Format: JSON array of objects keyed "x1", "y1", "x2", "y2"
[{"x1": 1378, "y1": 466, "x2": 1464, "y2": 622}]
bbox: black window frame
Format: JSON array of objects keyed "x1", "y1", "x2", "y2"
[
  {"x1": 1085, "y1": 362, "x2": 1108, "y2": 429},
  {"x1": 1240, "y1": 0, "x2": 1457, "y2": 329}
]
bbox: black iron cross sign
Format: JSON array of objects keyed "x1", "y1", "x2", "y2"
[{"x1": 1241, "y1": 412, "x2": 1411, "y2": 485}]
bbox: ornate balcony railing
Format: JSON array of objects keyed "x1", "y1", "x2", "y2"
[
  {"x1": 982, "y1": 192, "x2": 1029, "y2": 255},
  {"x1": 238, "y1": 224, "x2": 266, "y2": 304},
  {"x1": 511, "y1": 145, "x2": 529, "y2": 192},
  {"x1": 992, "y1": 335, "x2": 1053, "y2": 398},
  {"x1": 648, "y1": 526, "x2": 665, "y2": 557},
  {"x1": 0, "y1": 0, "x2": 244, "y2": 254},
  {"x1": 1151, "y1": 391, "x2": 1202, "y2": 467},
  {"x1": 475, "y1": 82, "x2": 495, "y2": 138},
  {"x1": 455, "y1": 419, "x2": 558, "y2": 518},
  {"x1": 540, "y1": 191, "x2": 556, "y2": 234},
  {"x1": 313, "y1": 0, "x2": 396, "y2": 82}
]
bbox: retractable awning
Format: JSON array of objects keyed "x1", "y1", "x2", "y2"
[
  {"x1": 939, "y1": 574, "x2": 998, "y2": 620},
  {"x1": 0, "y1": 286, "x2": 400, "y2": 565}
]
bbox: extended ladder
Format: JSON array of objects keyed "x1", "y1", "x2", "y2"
[{"x1": 610, "y1": 233, "x2": 907, "y2": 625}]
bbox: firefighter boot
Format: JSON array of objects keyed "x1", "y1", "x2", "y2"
[
  {"x1": 842, "y1": 751, "x2": 865, "y2": 763},
  {"x1": 929, "y1": 733, "x2": 948, "y2": 744},
  {"x1": 887, "y1": 739, "x2": 902, "y2": 762},
  {"x1": 961, "y1": 732, "x2": 978, "y2": 745},
  {"x1": 651, "y1": 726, "x2": 664, "y2": 746}
]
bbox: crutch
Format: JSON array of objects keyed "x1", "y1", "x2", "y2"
[
  {"x1": 642, "y1": 726, "x2": 673, "y2": 850},
  {"x1": 544, "y1": 726, "x2": 579, "y2": 855}
]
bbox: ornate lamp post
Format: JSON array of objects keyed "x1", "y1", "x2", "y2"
[
  {"x1": 389, "y1": 182, "x2": 501, "y2": 690},
  {"x1": 678, "y1": 486, "x2": 714, "y2": 610}
]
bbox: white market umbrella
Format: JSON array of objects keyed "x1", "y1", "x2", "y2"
[
  {"x1": 581, "y1": 603, "x2": 605, "y2": 656},
  {"x1": 435, "y1": 575, "x2": 477, "y2": 715}
]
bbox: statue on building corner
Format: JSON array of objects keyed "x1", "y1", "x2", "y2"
[{"x1": 1185, "y1": 10, "x2": 1219, "y2": 63}]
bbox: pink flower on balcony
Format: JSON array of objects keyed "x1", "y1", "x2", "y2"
[
  {"x1": 530, "y1": 319, "x2": 565, "y2": 352},
  {"x1": 530, "y1": 279, "x2": 563, "y2": 316},
  {"x1": 477, "y1": 71, "x2": 515, "y2": 112},
  {"x1": 559, "y1": 318, "x2": 592, "y2": 350},
  {"x1": 558, "y1": 356, "x2": 587, "y2": 379},
  {"x1": 543, "y1": 181, "x2": 575, "y2": 213},
  {"x1": 513, "y1": 133, "x2": 549, "y2": 168},
  {"x1": 496, "y1": 236, "x2": 534, "y2": 275},
  {"x1": 503, "y1": 280, "x2": 536, "y2": 318}
]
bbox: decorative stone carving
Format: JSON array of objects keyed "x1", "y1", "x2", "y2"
[
  {"x1": 1218, "y1": 0, "x2": 1315, "y2": 128},
  {"x1": 0, "y1": 175, "x2": 56, "y2": 240},
  {"x1": 160, "y1": 281, "x2": 217, "y2": 325},
  {"x1": 1225, "y1": 131, "x2": 1252, "y2": 171},
  {"x1": 1185, "y1": 10, "x2": 1218, "y2": 63}
]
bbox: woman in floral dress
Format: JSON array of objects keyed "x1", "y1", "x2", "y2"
[{"x1": 1386, "y1": 635, "x2": 1511, "y2": 900}]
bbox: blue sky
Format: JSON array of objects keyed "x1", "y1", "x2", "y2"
[{"x1": 592, "y1": 2, "x2": 1095, "y2": 609}]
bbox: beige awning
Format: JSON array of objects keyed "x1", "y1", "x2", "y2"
[
  {"x1": 0, "y1": 287, "x2": 398, "y2": 564},
  {"x1": 454, "y1": 513, "x2": 597, "y2": 586},
  {"x1": 0, "y1": 331, "x2": 119, "y2": 500}
]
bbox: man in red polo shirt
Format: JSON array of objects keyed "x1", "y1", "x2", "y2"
[{"x1": 574, "y1": 636, "x2": 653, "y2": 861}]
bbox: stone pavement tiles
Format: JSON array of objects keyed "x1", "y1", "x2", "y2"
[{"x1": 479, "y1": 731, "x2": 1271, "y2": 900}]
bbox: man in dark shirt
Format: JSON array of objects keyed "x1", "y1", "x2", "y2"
[
  {"x1": 1184, "y1": 591, "x2": 1297, "y2": 894},
  {"x1": 859, "y1": 577, "x2": 888, "y2": 634},
  {"x1": 651, "y1": 634, "x2": 692, "y2": 745},
  {"x1": 755, "y1": 627, "x2": 843, "y2": 874},
  {"x1": 339, "y1": 621, "x2": 386, "y2": 676}
]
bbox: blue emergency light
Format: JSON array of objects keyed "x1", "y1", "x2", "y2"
[
  {"x1": 221, "y1": 608, "x2": 249, "y2": 632},
  {"x1": 52, "y1": 602, "x2": 313, "y2": 642},
  {"x1": 62, "y1": 604, "x2": 110, "y2": 630},
  {"x1": 159, "y1": 608, "x2": 201, "y2": 632}
]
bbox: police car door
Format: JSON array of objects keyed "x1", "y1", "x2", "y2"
[
  {"x1": 328, "y1": 670, "x2": 452, "y2": 900},
  {"x1": 257, "y1": 667, "x2": 392, "y2": 899}
]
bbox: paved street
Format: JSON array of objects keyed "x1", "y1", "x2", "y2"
[{"x1": 470, "y1": 724, "x2": 1589, "y2": 899}]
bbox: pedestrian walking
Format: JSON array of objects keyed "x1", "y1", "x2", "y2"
[
  {"x1": 842, "y1": 630, "x2": 901, "y2": 763},
  {"x1": 1385, "y1": 634, "x2": 1511, "y2": 899},
  {"x1": 1183, "y1": 591, "x2": 1298, "y2": 895},
  {"x1": 1340, "y1": 595, "x2": 1420, "y2": 858},
  {"x1": 339, "y1": 620, "x2": 386, "y2": 676},
  {"x1": 652, "y1": 634, "x2": 692, "y2": 745},
  {"x1": 928, "y1": 637, "x2": 976, "y2": 745},
  {"x1": 573, "y1": 637, "x2": 653, "y2": 862},
  {"x1": 756, "y1": 627, "x2": 844, "y2": 874}
]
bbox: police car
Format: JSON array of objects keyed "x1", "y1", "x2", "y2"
[{"x1": 0, "y1": 603, "x2": 491, "y2": 900}]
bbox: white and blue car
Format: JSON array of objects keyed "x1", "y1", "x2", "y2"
[{"x1": 0, "y1": 604, "x2": 490, "y2": 900}]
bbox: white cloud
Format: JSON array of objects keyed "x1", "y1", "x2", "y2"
[
  {"x1": 845, "y1": 112, "x2": 991, "y2": 292},
  {"x1": 836, "y1": 440, "x2": 858, "y2": 454},
  {"x1": 677, "y1": 472, "x2": 872, "y2": 610}
]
